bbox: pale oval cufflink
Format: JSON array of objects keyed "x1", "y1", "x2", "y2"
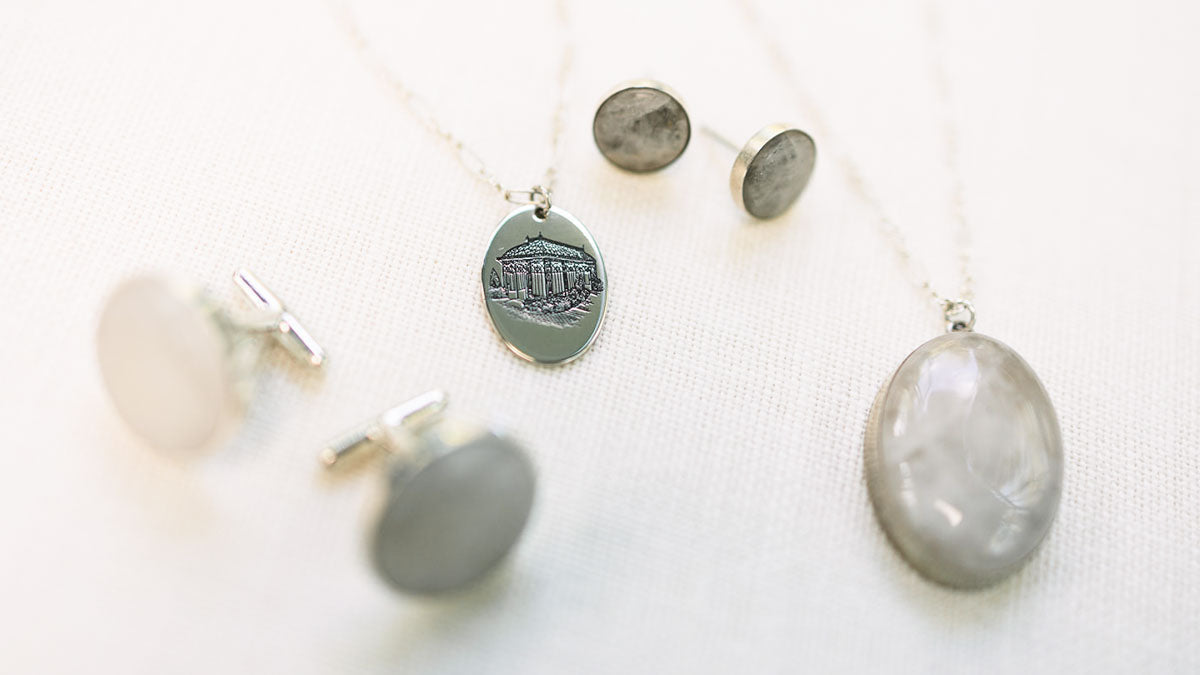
[
  {"x1": 320, "y1": 390, "x2": 537, "y2": 595},
  {"x1": 593, "y1": 79, "x2": 816, "y2": 219},
  {"x1": 96, "y1": 269, "x2": 325, "y2": 453}
]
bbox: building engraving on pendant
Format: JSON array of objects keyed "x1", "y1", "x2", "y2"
[{"x1": 486, "y1": 233, "x2": 604, "y2": 328}]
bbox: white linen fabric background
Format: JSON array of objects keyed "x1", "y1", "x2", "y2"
[{"x1": 1, "y1": 0, "x2": 1197, "y2": 672}]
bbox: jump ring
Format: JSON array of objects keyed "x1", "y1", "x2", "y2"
[{"x1": 943, "y1": 299, "x2": 976, "y2": 333}]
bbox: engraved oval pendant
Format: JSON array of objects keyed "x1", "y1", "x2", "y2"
[
  {"x1": 481, "y1": 205, "x2": 607, "y2": 365},
  {"x1": 864, "y1": 331, "x2": 1063, "y2": 588}
]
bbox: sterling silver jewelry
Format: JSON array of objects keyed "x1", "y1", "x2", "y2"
[
  {"x1": 333, "y1": 0, "x2": 607, "y2": 366},
  {"x1": 96, "y1": 270, "x2": 325, "y2": 453},
  {"x1": 702, "y1": 125, "x2": 817, "y2": 220},
  {"x1": 741, "y1": 0, "x2": 1062, "y2": 588},
  {"x1": 320, "y1": 390, "x2": 537, "y2": 595},
  {"x1": 593, "y1": 79, "x2": 691, "y2": 173},
  {"x1": 592, "y1": 78, "x2": 816, "y2": 220}
]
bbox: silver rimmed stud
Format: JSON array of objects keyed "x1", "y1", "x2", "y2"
[
  {"x1": 321, "y1": 390, "x2": 537, "y2": 596},
  {"x1": 703, "y1": 124, "x2": 816, "y2": 219},
  {"x1": 593, "y1": 79, "x2": 691, "y2": 173},
  {"x1": 96, "y1": 269, "x2": 325, "y2": 453}
]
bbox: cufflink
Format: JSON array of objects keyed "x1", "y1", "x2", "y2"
[
  {"x1": 321, "y1": 390, "x2": 537, "y2": 595},
  {"x1": 96, "y1": 269, "x2": 324, "y2": 452}
]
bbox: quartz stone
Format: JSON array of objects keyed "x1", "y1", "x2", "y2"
[
  {"x1": 592, "y1": 83, "x2": 690, "y2": 173},
  {"x1": 369, "y1": 420, "x2": 536, "y2": 595},
  {"x1": 864, "y1": 331, "x2": 1062, "y2": 588},
  {"x1": 736, "y1": 127, "x2": 815, "y2": 219},
  {"x1": 96, "y1": 276, "x2": 240, "y2": 452}
]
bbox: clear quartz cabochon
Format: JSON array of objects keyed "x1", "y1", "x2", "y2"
[
  {"x1": 864, "y1": 331, "x2": 1063, "y2": 588},
  {"x1": 96, "y1": 276, "x2": 250, "y2": 453}
]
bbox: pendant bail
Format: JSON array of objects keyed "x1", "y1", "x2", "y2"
[
  {"x1": 504, "y1": 185, "x2": 552, "y2": 218},
  {"x1": 943, "y1": 299, "x2": 976, "y2": 333}
]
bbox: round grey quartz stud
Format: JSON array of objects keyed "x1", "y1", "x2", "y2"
[
  {"x1": 731, "y1": 125, "x2": 816, "y2": 219},
  {"x1": 864, "y1": 331, "x2": 1063, "y2": 589},
  {"x1": 369, "y1": 421, "x2": 537, "y2": 595},
  {"x1": 593, "y1": 80, "x2": 691, "y2": 173}
]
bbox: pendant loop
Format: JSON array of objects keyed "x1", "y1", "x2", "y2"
[
  {"x1": 943, "y1": 299, "x2": 976, "y2": 333},
  {"x1": 503, "y1": 185, "x2": 552, "y2": 218}
]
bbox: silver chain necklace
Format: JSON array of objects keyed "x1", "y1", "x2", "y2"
[
  {"x1": 741, "y1": 0, "x2": 1065, "y2": 589},
  {"x1": 739, "y1": 0, "x2": 976, "y2": 333},
  {"x1": 333, "y1": 0, "x2": 607, "y2": 366}
]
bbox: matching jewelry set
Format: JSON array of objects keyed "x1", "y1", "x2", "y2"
[{"x1": 94, "y1": 1, "x2": 1064, "y2": 597}]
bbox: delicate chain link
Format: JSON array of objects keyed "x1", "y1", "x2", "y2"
[
  {"x1": 924, "y1": 3, "x2": 975, "y2": 305},
  {"x1": 737, "y1": 0, "x2": 975, "y2": 313},
  {"x1": 542, "y1": 0, "x2": 572, "y2": 197},
  {"x1": 329, "y1": 0, "x2": 572, "y2": 205}
]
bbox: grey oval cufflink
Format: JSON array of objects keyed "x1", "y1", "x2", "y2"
[{"x1": 321, "y1": 390, "x2": 537, "y2": 595}]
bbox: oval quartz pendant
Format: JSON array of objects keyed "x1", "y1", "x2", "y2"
[
  {"x1": 482, "y1": 205, "x2": 607, "y2": 365},
  {"x1": 864, "y1": 331, "x2": 1063, "y2": 588}
]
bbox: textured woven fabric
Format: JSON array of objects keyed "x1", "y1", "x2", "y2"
[{"x1": 1, "y1": 0, "x2": 1197, "y2": 672}]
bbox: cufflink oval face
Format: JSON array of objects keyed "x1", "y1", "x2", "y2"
[
  {"x1": 370, "y1": 418, "x2": 536, "y2": 594},
  {"x1": 593, "y1": 79, "x2": 691, "y2": 173},
  {"x1": 729, "y1": 124, "x2": 816, "y2": 219},
  {"x1": 96, "y1": 270, "x2": 324, "y2": 452},
  {"x1": 97, "y1": 276, "x2": 240, "y2": 452},
  {"x1": 321, "y1": 391, "x2": 537, "y2": 595}
]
